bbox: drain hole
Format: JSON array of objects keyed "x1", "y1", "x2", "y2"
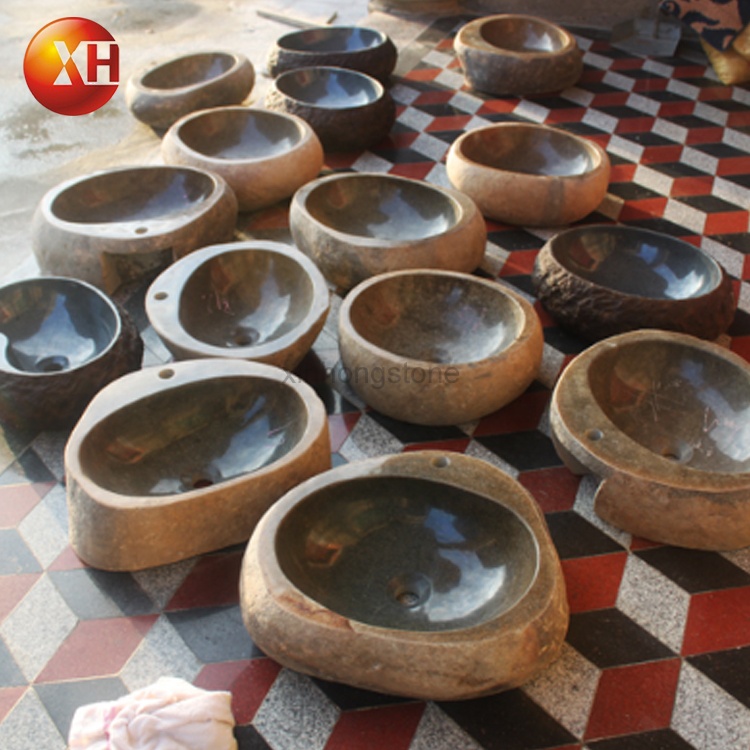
[
  {"x1": 658, "y1": 441, "x2": 693, "y2": 464},
  {"x1": 192, "y1": 477, "x2": 214, "y2": 489},
  {"x1": 36, "y1": 355, "x2": 69, "y2": 373},
  {"x1": 388, "y1": 573, "x2": 431, "y2": 610},
  {"x1": 232, "y1": 326, "x2": 260, "y2": 347},
  {"x1": 396, "y1": 591, "x2": 420, "y2": 608}
]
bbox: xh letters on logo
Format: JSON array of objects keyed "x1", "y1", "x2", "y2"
[{"x1": 53, "y1": 40, "x2": 119, "y2": 86}]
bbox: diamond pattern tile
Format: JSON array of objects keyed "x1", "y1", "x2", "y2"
[{"x1": 1, "y1": 12, "x2": 750, "y2": 750}]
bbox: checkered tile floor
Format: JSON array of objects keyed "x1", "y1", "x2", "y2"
[{"x1": 2, "y1": 14, "x2": 750, "y2": 750}]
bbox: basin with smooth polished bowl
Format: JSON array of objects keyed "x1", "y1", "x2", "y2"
[
  {"x1": 162, "y1": 107, "x2": 324, "y2": 212},
  {"x1": 551, "y1": 329, "x2": 750, "y2": 550},
  {"x1": 455, "y1": 14, "x2": 583, "y2": 96},
  {"x1": 266, "y1": 25, "x2": 397, "y2": 82},
  {"x1": 290, "y1": 172, "x2": 486, "y2": 291},
  {"x1": 339, "y1": 269, "x2": 543, "y2": 425},
  {"x1": 446, "y1": 122, "x2": 610, "y2": 227},
  {"x1": 0, "y1": 277, "x2": 142, "y2": 432},
  {"x1": 241, "y1": 450, "x2": 568, "y2": 700},
  {"x1": 532, "y1": 224, "x2": 736, "y2": 341},
  {"x1": 125, "y1": 51, "x2": 255, "y2": 130},
  {"x1": 65, "y1": 359, "x2": 330, "y2": 571},
  {"x1": 265, "y1": 66, "x2": 395, "y2": 152},
  {"x1": 145, "y1": 241, "x2": 330, "y2": 370},
  {"x1": 32, "y1": 165, "x2": 238, "y2": 293}
]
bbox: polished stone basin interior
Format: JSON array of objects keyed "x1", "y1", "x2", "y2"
[
  {"x1": 140, "y1": 52, "x2": 236, "y2": 89},
  {"x1": 274, "y1": 66, "x2": 380, "y2": 107},
  {"x1": 290, "y1": 172, "x2": 486, "y2": 291},
  {"x1": 146, "y1": 241, "x2": 329, "y2": 369},
  {"x1": 282, "y1": 26, "x2": 385, "y2": 53},
  {"x1": 532, "y1": 225, "x2": 735, "y2": 340},
  {"x1": 277, "y1": 475, "x2": 538, "y2": 631},
  {"x1": 480, "y1": 15, "x2": 569, "y2": 52}
]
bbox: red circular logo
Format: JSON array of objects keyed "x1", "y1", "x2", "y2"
[{"x1": 24, "y1": 17, "x2": 119, "y2": 116}]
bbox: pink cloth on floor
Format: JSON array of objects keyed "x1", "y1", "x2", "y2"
[{"x1": 68, "y1": 677, "x2": 238, "y2": 750}]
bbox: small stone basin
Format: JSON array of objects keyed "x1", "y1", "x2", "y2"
[
  {"x1": 65, "y1": 359, "x2": 330, "y2": 570},
  {"x1": 125, "y1": 51, "x2": 255, "y2": 130},
  {"x1": 162, "y1": 107, "x2": 324, "y2": 212},
  {"x1": 145, "y1": 241, "x2": 330, "y2": 369},
  {"x1": 264, "y1": 66, "x2": 395, "y2": 152},
  {"x1": 0, "y1": 277, "x2": 142, "y2": 431},
  {"x1": 532, "y1": 224, "x2": 736, "y2": 340},
  {"x1": 455, "y1": 14, "x2": 582, "y2": 96},
  {"x1": 32, "y1": 165, "x2": 238, "y2": 293},
  {"x1": 289, "y1": 172, "x2": 486, "y2": 290},
  {"x1": 241, "y1": 451, "x2": 568, "y2": 700},
  {"x1": 551, "y1": 329, "x2": 750, "y2": 550},
  {"x1": 446, "y1": 122, "x2": 610, "y2": 227},
  {"x1": 339, "y1": 269, "x2": 543, "y2": 425},
  {"x1": 266, "y1": 26, "x2": 397, "y2": 82}
]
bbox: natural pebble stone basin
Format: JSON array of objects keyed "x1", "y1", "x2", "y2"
[
  {"x1": 533, "y1": 224, "x2": 735, "y2": 340},
  {"x1": 551, "y1": 329, "x2": 750, "y2": 550},
  {"x1": 241, "y1": 451, "x2": 568, "y2": 700}
]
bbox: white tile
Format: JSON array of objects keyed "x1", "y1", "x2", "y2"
[
  {"x1": 466, "y1": 115, "x2": 490, "y2": 132},
  {"x1": 514, "y1": 100, "x2": 550, "y2": 124},
  {"x1": 643, "y1": 59, "x2": 675, "y2": 78},
  {"x1": 131, "y1": 558, "x2": 196, "y2": 610},
  {"x1": 682, "y1": 145, "x2": 718, "y2": 175},
  {"x1": 634, "y1": 164, "x2": 673, "y2": 196},
  {"x1": 626, "y1": 92, "x2": 660, "y2": 116},
  {"x1": 663, "y1": 198, "x2": 706, "y2": 235},
  {"x1": 537, "y1": 344, "x2": 565, "y2": 390},
  {"x1": 701, "y1": 237, "x2": 744, "y2": 279},
  {"x1": 723, "y1": 127, "x2": 750, "y2": 154},
  {"x1": 606, "y1": 134, "x2": 643, "y2": 163},
  {"x1": 713, "y1": 176, "x2": 750, "y2": 210},
  {"x1": 254, "y1": 669, "x2": 339, "y2": 750},
  {"x1": 351, "y1": 151, "x2": 393, "y2": 173},
  {"x1": 18, "y1": 499, "x2": 68, "y2": 569},
  {"x1": 721, "y1": 545, "x2": 750, "y2": 575},
  {"x1": 739, "y1": 282, "x2": 750, "y2": 315},
  {"x1": 0, "y1": 689, "x2": 65, "y2": 750},
  {"x1": 603, "y1": 71, "x2": 635, "y2": 92},
  {"x1": 582, "y1": 51, "x2": 614, "y2": 71},
  {"x1": 562, "y1": 87, "x2": 594, "y2": 108},
  {"x1": 339, "y1": 414, "x2": 403, "y2": 462},
  {"x1": 652, "y1": 116, "x2": 688, "y2": 144},
  {"x1": 390, "y1": 83, "x2": 421, "y2": 106},
  {"x1": 434, "y1": 68, "x2": 465, "y2": 90},
  {"x1": 450, "y1": 90, "x2": 483, "y2": 115},
  {"x1": 409, "y1": 703, "x2": 481, "y2": 750},
  {"x1": 425, "y1": 161, "x2": 452, "y2": 188},
  {"x1": 695, "y1": 102, "x2": 728, "y2": 127},
  {"x1": 423, "y1": 49, "x2": 453, "y2": 70},
  {"x1": 583, "y1": 108, "x2": 618, "y2": 134},
  {"x1": 573, "y1": 475, "x2": 632, "y2": 548},
  {"x1": 396, "y1": 105, "x2": 435, "y2": 134},
  {"x1": 0, "y1": 575, "x2": 77, "y2": 681},
  {"x1": 667, "y1": 79, "x2": 701, "y2": 100},
  {"x1": 732, "y1": 86, "x2": 750, "y2": 106},
  {"x1": 412, "y1": 131, "x2": 449, "y2": 161}
]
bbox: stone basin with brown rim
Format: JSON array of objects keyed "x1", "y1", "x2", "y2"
[
  {"x1": 551, "y1": 329, "x2": 750, "y2": 550},
  {"x1": 241, "y1": 450, "x2": 568, "y2": 700}
]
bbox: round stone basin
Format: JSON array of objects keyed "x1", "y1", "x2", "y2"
[
  {"x1": 277, "y1": 475, "x2": 538, "y2": 631},
  {"x1": 240, "y1": 451, "x2": 568, "y2": 700},
  {"x1": 274, "y1": 66, "x2": 381, "y2": 108},
  {"x1": 339, "y1": 270, "x2": 543, "y2": 425},
  {"x1": 267, "y1": 26, "x2": 397, "y2": 82},
  {"x1": 532, "y1": 225, "x2": 735, "y2": 340},
  {"x1": 140, "y1": 52, "x2": 237, "y2": 89},
  {"x1": 480, "y1": 15, "x2": 570, "y2": 52},
  {"x1": 446, "y1": 122, "x2": 610, "y2": 226},
  {"x1": 0, "y1": 277, "x2": 142, "y2": 430},
  {"x1": 146, "y1": 241, "x2": 329, "y2": 369},
  {"x1": 161, "y1": 108, "x2": 323, "y2": 211},
  {"x1": 290, "y1": 172, "x2": 486, "y2": 290},
  {"x1": 65, "y1": 359, "x2": 330, "y2": 570}
]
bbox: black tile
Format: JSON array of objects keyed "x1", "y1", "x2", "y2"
[
  {"x1": 524, "y1": 95, "x2": 579, "y2": 110},
  {"x1": 476, "y1": 431, "x2": 562, "y2": 472},
  {"x1": 566, "y1": 609, "x2": 675, "y2": 668},
  {"x1": 617, "y1": 131, "x2": 677, "y2": 147},
  {"x1": 724, "y1": 173, "x2": 750, "y2": 190},
  {"x1": 556, "y1": 121, "x2": 609, "y2": 137},
  {"x1": 649, "y1": 162, "x2": 708, "y2": 178},
  {"x1": 499, "y1": 275, "x2": 537, "y2": 298},
  {"x1": 578, "y1": 81, "x2": 623, "y2": 95},
  {"x1": 707, "y1": 99, "x2": 748, "y2": 113},
  {"x1": 488, "y1": 229, "x2": 544, "y2": 251},
  {"x1": 311, "y1": 384, "x2": 359, "y2": 415},
  {"x1": 729, "y1": 309, "x2": 750, "y2": 337},
  {"x1": 0, "y1": 449, "x2": 55, "y2": 486},
  {"x1": 167, "y1": 606, "x2": 262, "y2": 663},
  {"x1": 624, "y1": 217, "x2": 693, "y2": 238},
  {"x1": 415, "y1": 102, "x2": 470, "y2": 118},
  {"x1": 597, "y1": 105, "x2": 652, "y2": 120},
  {"x1": 432, "y1": 128, "x2": 467, "y2": 144},
  {"x1": 235, "y1": 724, "x2": 273, "y2": 750},
  {"x1": 372, "y1": 146, "x2": 432, "y2": 164},
  {"x1": 439, "y1": 689, "x2": 576, "y2": 750},
  {"x1": 35, "y1": 678, "x2": 127, "y2": 738},
  {"x1": 312, "y1": 678, "x2": 413, "y2": 710},
  {"x1": 636, "y1": 547, "x2": 750, "y2": 594},
  {"x1": 368, "y1": 411, "x2": 466, "y2": 444},
  {"x1": 709, "y1": 233, "x2": 750, "y2": 253},
  {"x1": 693, "y1": 142, "x2": 747, "y2": 159},
  {"x1": 0, "y1": 529, "x2": 41, "y2": 574},
  {"x1": 589, "y1": 728, "x2": 697, "y2": 750},
  {"x1": 546, "y1": 511, "x2": 625, "y2": 559},
  {"x1": 680, "y1": 76, "x2": 728, "y2": 89},
  {"x1": 615, "y1": 69, "x2": 666, "y2": 81},
  {"x1": 640, "y1": 90, "x2": 691, "y2": 103},
  {"x1": 670, "y1": 114, "x2": 722, "y2": 130},
  {"x1": 543, "y1": 326, "x2": 589, "y2": 356},
  {"x1": 689, "y1": 646, "x2": 750, "y2": 708},
  {"x1": 679, "y1": 194, "x2": 743, "y2": 214},
  {"x1": 0, "y1": 638, "x2": 25, "y2": 687},
  {"x1": 608, "y1": 182, "x2": 662, "y2": 201}
]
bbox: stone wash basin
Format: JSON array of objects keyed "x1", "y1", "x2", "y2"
[
  {"x1": 532, "y1": 224, "x2": 736, "y2": 341},
  {"x1": 551, "y1": 329, "x2": 750, "y2": 550},
  {"x1": 241, "y1": 451, "x2": 568, "y2": 700},
  {"x1": 446, "y1": 122, "x2": 610, "y2": 227},
  {"x1": 32, "y1": 166, "x2": 238, "y2": 293},
  {"x1": 455, "y1": 14, "x2": 583, "y2": 96},
  {"x1": 162, "y1": 107, "x2": 324, "y2": 212},
  {"x1": 290, "y1": 172, "x2": 486, "y2": 291},
  {"x1": 266, "y1": 25, "x2": 397, "y2": 82},
  {"x1": 339, "y1": 269, "x2": 543, "y2": 425},
  {"x1": 264, "y1": 66, "x2": 396, "y2": 152},
  {"x1": 0, "y1": 277, "x2": 142, "y2": 431},
  {"x1": 145, "y1": 241, "x2": 330, "y2": 370},
  {"x1": 125, "y1": 51, "x2": 255, "y2": 130},
  {"x1": 65, "y1": 360, "x2": 330, "y2": 571}
]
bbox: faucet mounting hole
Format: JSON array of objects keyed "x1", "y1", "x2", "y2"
[{"x1": 587, "y1": 429, "x2": 603, "y2": 441}]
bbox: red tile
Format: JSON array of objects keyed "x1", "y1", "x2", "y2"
[
  {"x1": 415, "y1": 90, "x2": 453, "y2": 106},
  {"x1": 629, "y1": 536, "x2": 664, "y2": 551},
  {"x1": 324, "y1": 153, "x2": 359, "y2": 171},
  {"x1": 196, "y1": 658, "x2": 282, "y2": 725},
  {"x1": 499, "y1": 249, "x2": 539, "y2": 277},
  {"x1": 561, "y1": 552, "x2": 628, "y2": 613},
  {"x1": 534, "y1": 300, "x2": 557, "y2": 328},
  {"x1": 685, "y1": 127, "x2": 725, "y2": 145},
  {"x1": 717, "y1": 156, "x2": 750, "y2": 177},
  {"x1": 473, "y1": 390, "x2": 549, "y2": 437},
  {"x1": 324, "y1": 703, "x2": 425, "y2": 750},
  {"x1": 674, "y1": 65, "x2": 706, "y2": 77},
  {"x1": 670, "y1": 175, "x2": 714, "y2": 197},
  {"x1": 632, "y1": 77, "x2": 668, "y2": 93},
  {"x1": 519, "y1": 467, "x2": 582, "y2": 514},
  {"x1": 619, "y1": 197, "x2": 669, "y2": 221},
  {"x1": 640, "y1": 145, "x2": 684, "y2": 164},
  {"x1": 36, "y1": 616, "x2": 157, "y2": 683},
  {"x1": 47, "y1": 545, "x2": 88, "y2": 571},
  {"x1": 730, "y1": 336, "x2": 750, "y2": 364},
  {"x1": 682, "y1": 586, "x2": 750, "y2": 655},
  {"x1": 477, "y1": 99, "x2": 518, "y2": 116},
  {"x1": 615, "y1": 117, "x2": 656, "y2": 134},
  {"x1": 0, "y1": 484, "x2": 44, "y2": 528},
  {"x1": 546, "y1": 109, "x2": 585, "y2": 124},
  {"x1": 658, "y1": 101, "x2": 697, "y2": 118},
  {"x1": 609, "y1": 163, "x2": 638, "y2": 183},
  {"x1": 0, "y1": 573, "x2": 40, "y2": 622},
  {"x1": 167, "y1": 551, "x2": 244, "y2": 610},
  {"x1": 426, "y1": 114, "x2": 472, "y2": 132},
  {"x1": 0, "y1": 687, "x2": 25, "y2": 723},
  {"x1": 705, "y1": 211, "x2": 748, "y2": 236},
  {"x1": 591, "y1": 92, "x2": 630, "y2": 108},
  {"x1": 402, "y1": 438, "x2": 469, "y2": 454},
  {"x1": 743, "y1": 254, "x2": 750, "y2": 281},
  {"x1": 436, "y1": 37, "x2": 454, "y2": 51},
  {"x1": 585, "y1": 659, "x2": 681, "y2": 740},
  {"x1": 329, "y1": 412, "x2": 361, "y2": 453},
  {"x1": 389, "y1": 163, "x2": 434, "y2": 180},
  {"x1": 697, "y1": 84, "x2": 733, "y2": 101},
  {"x1": 405, "y1": 68, "x2": 441, "y2": 82},
  {"x1": 611, "y1": 58, "x2": 647, "y2": 71},
  {"x1": 387, "y1": 131, "x2": 419, "y2": 149}
]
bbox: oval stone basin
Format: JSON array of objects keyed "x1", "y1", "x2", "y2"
[
  {"x1": 551, "y1": 330, "x2": 750, "y2": 550},
  {"x1": 480, "y1": 15, "x2": 569, "y2": 52},
  {"x1": 32, "y1": 165, "x2": 237, "y2": 292},
  {"x1": 146, "y1": 241, "x2": 329, "y2": 369},
  {"x1": 241, "y1": 451, "x2": 568, "y2": 700},
  {"x1": 140, "y1": 52, "x2": 237, "y2": 89},
  {"x1": 532, "y1": 225, "x2": 735, "y2": 340},
  {"x1": 290, "y1": 172, "x2": 486, "y2": 290},
  {"x1": 275, "y1": 66, "x2": 381, "y2": 107},
  {"x1": 0, "y1": 277, "x2": 142, "y2": 430},
  {"x1": 281, "y1": 26, "x2": 386, "y2": 53},
  {"x1": 65, "y1": 359, "x2": 330, "y2": 570},
  {"x1": 339, "y1": 270, "x2": 542, "y2": 425}
]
